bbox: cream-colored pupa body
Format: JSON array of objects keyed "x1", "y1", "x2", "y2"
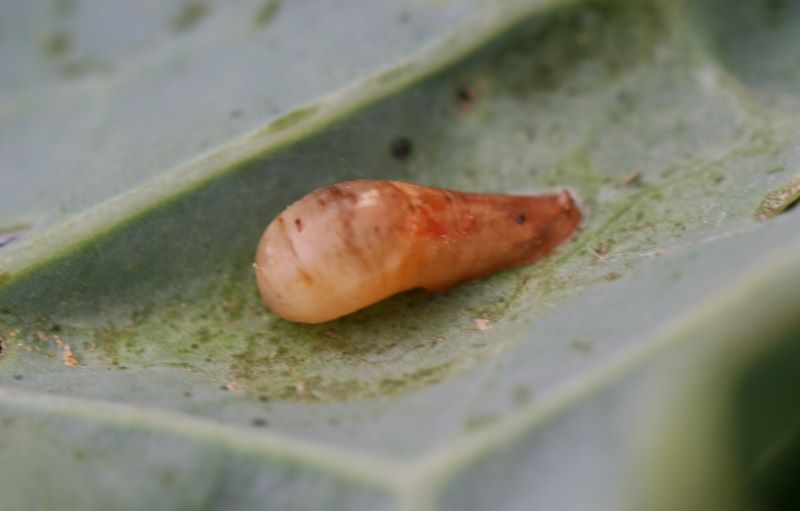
[{"x1": 255, "y1": 180, "x2": 581, "y2": 323}]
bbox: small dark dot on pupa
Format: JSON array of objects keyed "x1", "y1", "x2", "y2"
[
  {"x1": 517, "y1": 213, "x2": 527, "y2": 225},
  {"x1": 390, "y1": 137, "x2": 412, "y2": 159}
]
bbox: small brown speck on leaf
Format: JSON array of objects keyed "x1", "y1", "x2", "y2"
[
  {"x1": 54, "y1": 336, "x2": 78, "y2": 366},
  {"x1": 593, "y1": 240, "x2": 612, "y2": 257},
  {"x1": 605, "y1": 272, "x2": 623, "y2": 281},
  {"x1": 225, "y1": 381, "x2": 238, "y2": 391},
  {"x1": 455, "y1": 85, "x2": 476, "y2": 112},
  {"x1": 622, "y1": 170, "x2": 642, "y2": 187},
  {"x1": 454, "y1": 77, "x2": 488, "y2": 113},
  {"x1": 456, "y1": 85, "x2": 473, "y2": 102}
]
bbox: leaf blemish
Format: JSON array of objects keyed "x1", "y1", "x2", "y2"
[
  {"x1": 456, "y1": 85, "x2": 475, "y2": 106},
  {"x1": 390, "y1": 137, "x2": 412, "y2": 159},
  {"x1": 622, "y1": 170, "x2": 643, "y2": 187}
]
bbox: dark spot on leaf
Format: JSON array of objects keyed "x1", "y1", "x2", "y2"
[
  {"x1": 251, "y1": 417, "x2": 269, "y2": 427},
  {"x1": 229, "y1": 109, "x2": 243, "y2": 118},
  {"x1": 456, "y1": 85, "x2": 474, "y2": 103},
  {"x1": 12, "y1": 375, "x2": 23, "y2": 381},
  {"x1": 516, "y1": 213, "x2": 527, "y2": 225},
  {"x1": 258, "y1": 395, "x2": 270, "y2": 402},
  {"x1": 605, "y1": 272, "x2": 623, "y2": 281},
  {"x1": 390, "y1": 137, "x2": 412, "y2": 159},
  {"x1": 455, "y1": 84, "x2": 479, "y2": 112},
  {"x1": 183, "y1": 391, "x2": 192, "y2": 397}
]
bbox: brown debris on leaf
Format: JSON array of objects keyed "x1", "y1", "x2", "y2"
[
  {"x1": 621, "y1": 170, "x2": 642, "y2": 187},
  {"x1": 474, "y1": 313, "x2": 491, "y2": 331},
  {"x1": 54, "y1": 336, "x2": 78, "y2": 367}
]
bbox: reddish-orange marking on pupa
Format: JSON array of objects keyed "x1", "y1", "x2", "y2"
[{"x1": 254, "y1": 180, "x2": 582, "y2": 323}]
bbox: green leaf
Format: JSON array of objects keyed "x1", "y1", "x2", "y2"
[{"x1": 2, "y1": 0, "x2": 800, "y2": 509}]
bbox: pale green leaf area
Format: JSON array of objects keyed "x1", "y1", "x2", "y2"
[
  {"x1": 0, "y1": 0, "x2": 488, "y2": 234},
  {"x1": 2, "y1": 0, "x2": 800, "y2": 509}
]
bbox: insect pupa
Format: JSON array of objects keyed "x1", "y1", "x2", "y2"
[{"x1": 254, "y1": 180, "x2": 582, "y2": 323}]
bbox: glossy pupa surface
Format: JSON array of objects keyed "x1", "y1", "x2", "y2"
[{"x1": 254, "y1": 180, "x2": 581, "y2": 323}]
